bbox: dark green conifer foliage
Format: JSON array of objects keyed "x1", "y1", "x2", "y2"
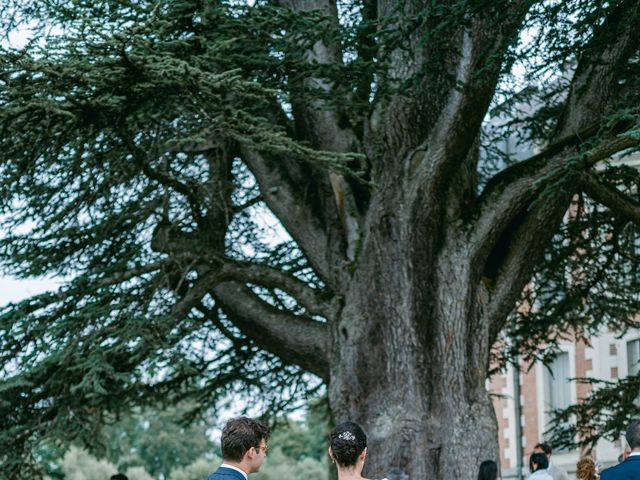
[{"x1": 1, "y1": 0, "x2": 640, "y2": 477}]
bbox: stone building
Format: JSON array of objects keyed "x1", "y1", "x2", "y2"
[{"x1": 491, "y1": 329, "x2": 640, "y2": 478}]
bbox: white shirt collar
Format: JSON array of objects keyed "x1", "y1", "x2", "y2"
[
  {"x1": 530, "y1": 470, "x2": 550, "y2": 478},
  {"x1": 628, "y1": 452, "x2": 640, "y2": 457},
  {"x1": 220, "y1": 463, "x2": 249, "y2": 480}
]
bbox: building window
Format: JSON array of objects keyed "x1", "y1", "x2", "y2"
[
  {"x1": 544, "y1": 352, "x2": 572, "y2": 450},
  {"x1": 610, "y1": 344, "x2": 618, "y2": 356},
  {"x1": 611, "y1": 367, "x2": 619, "y2": 379},
  {"x1": 545, "y1": 352, "x2": 572, "y2": 411},
  {"x1": 628, "y1": 339, "x2": 640, "y2": 376}
]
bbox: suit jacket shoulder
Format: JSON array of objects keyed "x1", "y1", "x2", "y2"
[
  {"x1": 207, "y1": 466, "x2": 248, "y2": 480},
  {"x1": 601, "y1": 456, "x2": 640, "y2": 480}
]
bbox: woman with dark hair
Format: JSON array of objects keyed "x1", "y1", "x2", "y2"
[
  {"x1": 329, "y1": 421, "x2": 387, "y2": 480},
  {"x1": 528, "y1": 452, "x2": 553, "y2": 480},
  {"x1": 477, "y1": 460, "x2": 499, "y2": 480}
]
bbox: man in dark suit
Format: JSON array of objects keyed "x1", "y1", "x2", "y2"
[
  {"x1": 601, "y1": 419, "x2": 640, "y2": 480},
  {"x1": 207, "y1": 417, "x2": 270, "y2": 480},
  {"x1": 533, "y1": 442, "x2": 569, "y2": 480}
]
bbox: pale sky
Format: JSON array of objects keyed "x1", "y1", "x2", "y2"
[
  {"x1": 0, "y1": 27, "x2": 58, "y2": 307},
  {"x1": 0, "y1": 277, "x2": 60, "y2": 307},
  {"x1": 3, "y1": 22, "x2": 32, "y2": 50}
]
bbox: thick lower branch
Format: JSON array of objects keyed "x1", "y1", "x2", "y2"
[
  {"x1": 212, "y1": 281, "x2": 330, "y2": 380},
  {"x1": 150, "y1": 221, "x2": 333, "y2": 318},
  {"x1": 579, "y1": 171, "x2": 640, "y2": 224},
  {"x1": 223, "y1": 260, "x2": 333, "y2": 318}
]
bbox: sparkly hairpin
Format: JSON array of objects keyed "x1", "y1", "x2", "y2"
[{"x1": 338, "y1": 431, "x2": 356, "y2": 441}]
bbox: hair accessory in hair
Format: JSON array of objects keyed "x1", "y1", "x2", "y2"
[{"x1": 338, "y1": 431, "x2": 356, "y2": 441}]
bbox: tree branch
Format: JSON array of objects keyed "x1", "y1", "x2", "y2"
[
  {"x1": 232, "y1": 194, "x2": 263, "y2": 214},
  {"x1": 169, "y1": 271, "x2": 219, "y2": 320},
  {"x1": 240, "y1": 146, "x2": 344, "y2": 285},
  {"x1": 469, "y1": 131, "x2": 640, "y2": 266},
  {"x1": 370, "y1": 1, "x2": 530, "y2": 187},
  {"x1": 353, "y1": 0, "x2": 377, "y2": 115},
  {"x1": 469, "y1": 0, "x2": 640, "y2": 263},
  {"x1": 149, "y1": 212, "x2": 333, "y2": 318},
  {"x1": 554, "y1": 0, "x2": 640, "y2": 140},
  {"x1": 470, "y1": 138, "x2": 639, "y2": 336},
  {"x1": 412, "y1": 2, "x2": 531, "y2": 190},
  {"x1": 483, "y1": 189, "x2": 575, "y2": 338},
  {"x1": 58, "y1": 240, "x2": 330, "y2": 378},
  {"x1": 3, "y1": 259, "x2": 179, "y2": 313},
  {"x1": 212, "y1": 281, "x2": 330, "y2": 380},
  {"x1": 277, "y1": 0, "x2": 363, "y2": 261},
  {"x1": 459, "y1": 0, "x2": 640, "y2": 268},
  {"x1": 195, "y1": 303, "x2": 249, "y2": 349},
  {"x1": 278, "y1": 0, "x2": 359, "y2": 153},
  {"x1": 579, "y1": 171, "x2": 640, "y2": 224},
  {"x1": 223, "y1": 260, "x2": 333, "y2": 319},
  {"x1": 118, "y1": 129, "x2": 205, "y2": 225}
]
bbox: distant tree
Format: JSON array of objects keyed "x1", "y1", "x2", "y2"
[
  {"x1": 169, "y1": 457, "x2": 219, "y2": 480},
  {"x1": 304, "y1": 397, "x2": 333, "y2": 462},
  {"x1": 1, "y1": 1, "x2": 640, "y2": 478},
  {"x1": 270, "y1": 398, "x2": 331, "y2": 462},
  {"x1": 103, "y1": 404, "x2": 216, "y2": 479},
  {"x1": 59, "y1": 446, "x2": 155, "y2": 480},
  {"x1": 123, "y1": 466, "x2": 155, "y2": 480},
  {"x1": 59, "y1": 446, "x2": 120, "y2": 480},
  {"x1": 168, "y1": 447, "x2": 327, "y2": 480},
  {"x1": 254, "y1": 448, "x2": 327, "y2": 480},
  {"x1": 31, "y1": 442, "x2": 66, "y2": 480},
  {"x1": 269, "y1": 421, "x2": 316, "y2": 461}
]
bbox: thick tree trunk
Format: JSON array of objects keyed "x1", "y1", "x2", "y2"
[{"x1": 328, "y1": 201, "x2": 499, "y2": 480}]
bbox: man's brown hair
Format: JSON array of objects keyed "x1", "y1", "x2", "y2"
[
  {"x1": 534, "y1": 442, "x2": 552, "y2": 455},
  {"x1": 221, "y1": 417, "x2": 270, "y2": 462},
  {"x1": 626, "y1": 419, "x2": 640, "y2": 449}
]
